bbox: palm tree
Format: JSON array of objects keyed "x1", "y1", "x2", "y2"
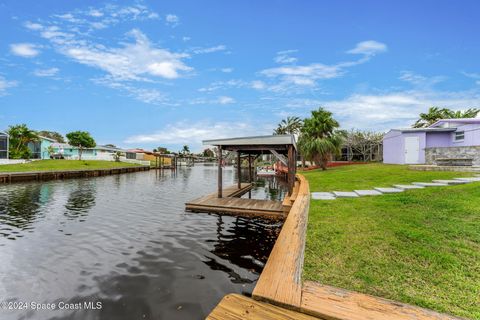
[
  {"x1": 273, "y1": 116, "x2": 303, "y2": 135},
  {"x1": 298, "y1": 108, "x2": 345, "y2": 170},
  {"x1": 7, "y1": 124, "x2": 39, "y2": 158},
  {"x1": 181, "y1": 145, "x2": 190, "y2": 155},
  {"x1": 413, "y1": 107, "x2": 480, "y2": 128}
]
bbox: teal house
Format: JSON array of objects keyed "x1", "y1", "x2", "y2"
[{"x1": 28, "y1": 136, "x2": 56, "y2": 159}]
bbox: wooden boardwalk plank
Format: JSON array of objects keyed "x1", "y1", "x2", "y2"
[
  {"x1": 206, "y1": 294, "x2": 318, "y2": 320},
  {"x1": 252, "y1": 174, "x2": 310, "y2": 308},
  {"x1": 185, "y1": 184, "x2": 285, "y2": 219},
  {"x1": 301, "y1": 281, "x2": 462, "y2": 320}
]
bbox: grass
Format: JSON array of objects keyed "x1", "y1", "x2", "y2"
[
  {"x1": 303, "y1": 164, "x2": 480, "y2": 319},
  {"x1": 0, "y1": 159, "x2": 140, "y2": 172},
  {"x1": 302, "y1": 163, "x2": 472, "y2": 191}
]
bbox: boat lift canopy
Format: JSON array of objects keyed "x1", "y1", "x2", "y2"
[{"x1": 203, "y1": 135, "x2": 297, "y2": 197}]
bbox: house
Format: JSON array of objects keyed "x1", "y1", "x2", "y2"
[
  {"x1": 383, "y1": 118, "x2": 480, "y2": 165},
  {"x1": 0, "y1": 131, "x2": 8, "y2": 159},
  {"x1": 48, "y1": 143, "x2": 124, "y2": 160},
  {"x1": 27, "y1": 136, "x2": 56, "y2": 159},
  {"x1": 126, "y1": 149, "x2": 173, "y2": 165}
]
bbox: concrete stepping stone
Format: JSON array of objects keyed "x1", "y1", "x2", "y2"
[
  {"x1": 374, "y1": 187, "x2": 403, "y2": 193},
  {"x1": 354, "y1": 190, "x2": 382, "y2": 196},
  {"x1": 412, "y1": 182, "x2": 448, "y2": 187},
  {"x1": 432, "y1": 179, "x2": 469, "y2": 185},
  {"x1": 393, "y1": 184, "x2": 425, "y2": 190},
  {"x1": 311, "y1": 192, "x2": 336, "y2": 200},
  {"x1": 333, "y1": 191, "x2": 359, "y2": 198},
  {"x1": 454, "y1": 177, "x2": 480, "y2": 182}
]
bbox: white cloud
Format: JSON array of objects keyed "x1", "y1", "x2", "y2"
[
  {"x1": 165, "y1": 14, "x2": 179, "y2": 26},
  {"x1": 33, "y1": 67, "x2": 59, "y2": 77},
  {"x1": 221, "y1": 68, "x2": 233, "y2": 73},
  {"x1": 251, "y1": 80, "x2": 266, "y2": 90},
  {"x1": 92, "y1": 77, "x2": 167, "y2": 105},
  {"x1": 347, "y1": 40, "x2": 387, "y2": 56},
  {"x1": 0, "y1": 76, "x2": 17, "y2": 96},
  {"x1": 10, "y1": 43, "x2": 40, "y2": 58},
  {"x1": 399, "y1": 71, "x2": 445, "y2": 88},
  {"x1": 44, "y1": 28, "x2": 191, "y2": 81},
  {"x1": 274, "y1": 49, "x2": 298, "y2": 64},
  {"x1": 24, "y1": 21, "x2": 43, "y2": 30},
  {"x1": 124, "y1": 121, "x2": 267, "y2": 147},
  {"x1": 324, "y1": 89, "x2": 480, "y2": 131},
  {"x1": 218, "y1": 96, "x2": 235, "y2": 104},
  {"x1": 192, "y1": 45, "x2": 227, "y2": 54},
  {"x1": 257, "y1": 40, "x2": 387, "y2": 92}
]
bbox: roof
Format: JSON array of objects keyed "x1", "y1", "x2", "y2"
[
  {"x1": 38, "y1": 135, "x2": 57, "y2": 142},
  {"x1": 391, "y1": 127, "x2": 456, "y2": 133},
  {"x1": 96, "y1": 145, "x2": 123, "y2": 152},
  {"x1": 0, "y1": 131, "x2": 8, "y2": 137},
  {"x1": 203, "y1": 134, "x2": 296, "y2": 153},
  {"x1": 430, "y1": 118, "x2": 480, "y2": 127}
]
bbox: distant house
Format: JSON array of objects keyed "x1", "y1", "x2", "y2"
[
  {"x1": 126, "y1": 149, "x2": 173, "y2": 165},
  {"x1": 48, "y1": 143, "x2": 124, "y2": 160},
  {"x1": 27, "y1": 136, "x2": 56, "y2": 159},
  {"x1": 0, "y1": 131, "x2": 8, "y2": 159},
  {"x1": 383, "y1": 118, "x2": 480, "y2": 165}
]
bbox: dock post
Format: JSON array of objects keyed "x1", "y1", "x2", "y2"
[
  {"x1": 288, "y1": 145, "x2": 295, "y2": 194},
  {"x1": 237, "y1": 152, "x2": 241, "y2": 189},
  {"x1": 218, "y1": 146, "x2": 223, "y2": 198},
  {"x1": 248, "y1": 154, "x2": 252, "y2": 183}
]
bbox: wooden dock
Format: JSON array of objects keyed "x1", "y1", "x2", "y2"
[
  {"x1": 0, "y1": 165, "x2": 150, "y2": 184},
  {"x1": 185, "y1": 183, "x2": 286, "y2": 219}
]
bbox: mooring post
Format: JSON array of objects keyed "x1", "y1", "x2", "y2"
[
  {"x1": 218, "y1": 146, "x2": 223, "y2": 198},
  {"x1": 237, "y1": 152, "x2": 241, "y2": 189}
]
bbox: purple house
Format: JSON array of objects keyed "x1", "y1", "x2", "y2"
[{"x1": 383, "y1": 118, "x2": 480, "y2": 165}]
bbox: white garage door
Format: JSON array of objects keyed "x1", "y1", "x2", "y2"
[{"x1": 404, "y1": 136, "x2": 420, "y2": 164}]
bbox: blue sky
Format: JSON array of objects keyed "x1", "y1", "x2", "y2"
[{"x1": 1, "y1": 0, "x2": 480, "y2": 151}]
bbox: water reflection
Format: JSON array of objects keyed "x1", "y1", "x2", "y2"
[
  {"x1": 64, "y1": 181, "x2": 96, "y2": 220},
  {"x1": 0, "y1": 184, "x2": 54, "y2": 240},
  {"x1": 0, "y1": 166, "x2": 284, "y2": 320}
]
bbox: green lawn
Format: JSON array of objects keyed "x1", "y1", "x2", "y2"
[
  {"x1": 302, "y1": 163, "x2": 472, "y2": 191},
  {"x1": 303, "y1": 165, "x2": 480, "y2": 319},
  {"x1": 0, "y1": 159, "x2": 140, "y2": 172}
]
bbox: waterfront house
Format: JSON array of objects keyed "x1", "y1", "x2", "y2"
[
  {"x1": 383, "y1": 118, "x2": 480, "y2": 165},
  {"x1": 27, "y1": 136, "x2": 56, "y2": 159},
  {"x1": 48, "y1": 143, "x2": 124, "y2": 160},
  {"x1": 0, "y1": 131, "x2": 8, "y2": 159}
]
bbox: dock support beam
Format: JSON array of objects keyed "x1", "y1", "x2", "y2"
[
  {"x1": 287, "y1": 145, "x2": 295, "y2": 195},
  {"x1": 237, "y1": 152, "x2": 241, "y2": 189},
  {"x1": 248, "y1": 154, "x2": 252, "y2": 183},
  {"x1": 218, "y1": 146, "x2": 223, "y2": 198}
]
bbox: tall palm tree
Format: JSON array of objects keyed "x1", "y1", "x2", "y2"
[
  {"x1": 298, "y1": 108, "x2": 345, "y2": 170},
  {"x1": 273, "y1": 116, "x2": 303, "y2": 135},
  {"x1": 413, "y1": 107, "x2": 480, "y2": 128}
]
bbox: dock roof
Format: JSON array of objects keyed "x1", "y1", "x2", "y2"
[{"x1": 203, "y1": 134, "x2": 296, "y2": 154}]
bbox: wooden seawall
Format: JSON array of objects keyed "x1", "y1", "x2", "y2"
[{"x1": 0, "y1": 165, "x2": 150, "y2": 184}]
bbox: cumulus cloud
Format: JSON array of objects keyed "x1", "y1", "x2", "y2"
[
  {"x1": 218, "y1": 96, "x2": 235, "y2": 104},
  {"x1": 10, "y1": 43, "x2": 40, "y2": 58},
  {"x1": 33, "y1": 67, "x2": 59, "y2": 77}
]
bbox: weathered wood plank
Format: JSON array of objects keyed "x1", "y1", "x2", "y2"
[
  {"x1": 206, "y1": 294, "x2": 318, "y2": 320},
  {"x1": 301, "y1": 281, "x2": 462, "y2": 320},
  {"x1": 252, "y1": 174, "x2": 310, "y2": 309}
]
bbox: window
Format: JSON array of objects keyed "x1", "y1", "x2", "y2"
[{"x1": 454, "y1": 131, "x2": 465, "y2": 142}]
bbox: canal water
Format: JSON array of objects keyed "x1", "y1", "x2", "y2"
[{"x1": 0, "y1": 165, "x2": 287, "y2": 320}]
